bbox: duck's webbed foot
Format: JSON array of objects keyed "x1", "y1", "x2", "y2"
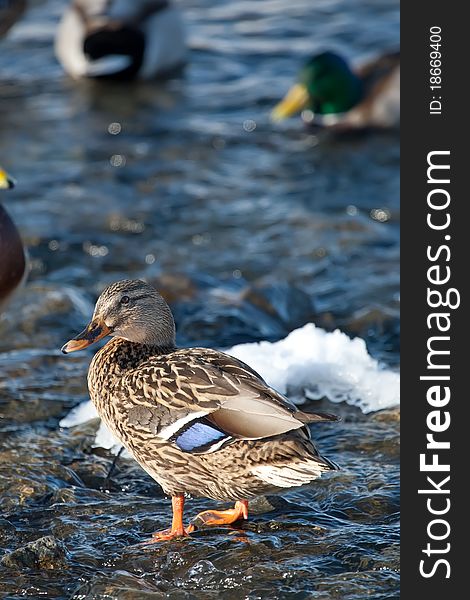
[
  {"x1": 144, "y1": 494, "x2": 195, "y2": 543},
  {"x1": 193, "y1": 499, "x2": 249, "y2": 527},
  {"x1": 147, "y1": 524, "x2": 195, "y2": 543}
]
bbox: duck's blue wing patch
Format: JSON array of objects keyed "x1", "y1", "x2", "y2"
[{"x1": 171, "y1": 419, "x2": 232, "y2": 453}]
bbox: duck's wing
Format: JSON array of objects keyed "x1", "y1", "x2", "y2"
[
  {"x1": 121, "y1": 348, "x2": 338, "y2": 454},
  {"x1": 356, "y1": 50, "x2": 400, "y2": 92},
  {"x1": 337, "y1": 50, "x2": 400, "y2": 129}
]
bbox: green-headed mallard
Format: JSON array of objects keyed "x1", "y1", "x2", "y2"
[
  {"x1": 62, "y1": 279, "x2": 339, "y2": 541},
  {"x1": 271, "y1": 50, "x2": 400, "y2": 130},
  {"x1": 55, "y1": 0, "x2": 186, "y2": 80},
  {"x1": 0, "y1": 167, "x2": 26, "y2": 311}
]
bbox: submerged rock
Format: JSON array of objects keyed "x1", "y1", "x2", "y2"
[
  {"x1": 242, "y1": 279, "x2": 316, "y2": 329},
  {"x1": 248, "y1": 495, "x2": 296, "y2": 515},
  {"x1": 370, "y1": 406, "x2": 400, "y2": 422},
  {"x1": 1, "y1": 536, "x2": 69, "y2": 570}
]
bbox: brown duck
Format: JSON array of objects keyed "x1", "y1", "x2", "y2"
[{"x1": 62, "y1": 279, "x2": 339, "y2": 541}]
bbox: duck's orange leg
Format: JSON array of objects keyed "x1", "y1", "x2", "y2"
[
  {"x1": 193, "y1": 499, "x2": 249, "y2": 527},
  {"x1": 147, "y1": 494, "x2": 195, "y2": 542}
]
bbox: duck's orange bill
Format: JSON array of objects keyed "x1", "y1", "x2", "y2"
[{"x1": 61, "y1": 320, "x2": 111, "y2": 354}]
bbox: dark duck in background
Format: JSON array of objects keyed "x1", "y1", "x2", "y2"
[
  {"x1": 0, "y1": 167, "x2": 27, "y2": 312},
  {"x1": 0, "y1": 0, "x2": 26, "y2": 37},
  {"x1": 55, "y1": 0, "x2": 186, "y2": 80}
]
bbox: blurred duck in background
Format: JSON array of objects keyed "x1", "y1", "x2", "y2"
[
  {"x1": 0, "y1": 0, "x2": 26, "y2": 37},
  {"x1": 0, "y1": 167, "x2": 27, "y2": 312},
  {"x1": 55, "y1": 0, "x2": 186, "y2": 80},
  {"x1": 271, "y1": 50, "x2": 400, "y2": 131}
]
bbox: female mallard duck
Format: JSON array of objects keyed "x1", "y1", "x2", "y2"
[
  {"x1": 55, "y1": 0, "x2": 186, "y2": 80},
  {"x1": 271, "y1": 50, "x2": 400, "y2": 130},
  {"x1": 62, "y1": 279, "x2": 339, "y2": 541},
  {"x1": 0, "y1": 167, "x2": 26, "y2": 311}
]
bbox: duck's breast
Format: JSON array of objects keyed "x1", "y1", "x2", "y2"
[
  {"x1": 0, "y1": 205, "x2": 26, "y2": 311},
  {"x1": 54, "y1": 7, "x2": 88, "y2": 79}
]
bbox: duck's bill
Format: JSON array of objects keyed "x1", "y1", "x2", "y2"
[
  {"x1": 61, "y1": 320, "x2": 112, "y2": 354},
  {"x1": 0, "y1": 168, "x2": 15, "y2": 189},
  {"x1": 271, "y1": 83, "x2": 310, "y2": 122}
]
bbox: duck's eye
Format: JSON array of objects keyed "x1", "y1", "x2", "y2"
[{"x1": 120, "y1": 295, "x2": 130, "y2": 305}]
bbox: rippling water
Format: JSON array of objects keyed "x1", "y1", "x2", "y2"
[{"x1": 0, "y1": 0, "x2": 399, "y2": 598}]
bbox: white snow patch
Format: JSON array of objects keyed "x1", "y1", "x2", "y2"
[{"x1": 228, "y1": 323, "x2": 399, "y2": 413}]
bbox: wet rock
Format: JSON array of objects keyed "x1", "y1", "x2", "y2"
[
  {"x1": 0, "y1": 470, "x2": 49, "y2": 512},
  {"x1": 63, "y1": 417, "x2": 102, "y2": 453},
  {"x1": 247, "y1": 495, "x2": 296, "y2": 516},
  {"x1": 1, "y1": 397, "x2": 66, "y2": 423},
  {"x1": 71, "y1": 575, "x2": 168, "y2": 599},
  {"x1": 0, "y1": 283, "x2": 94, "y2": 352},
  {"x1": 0, "y1": 443, "x2": 86, "y2": 513},
  {"x1": 342, "y1": 306, "x2": 400, "y2": 364},
  {"x1": 152, "y1": 273, "x2": 197, "y2": 304},
  {"x1": 51, "y1": 487, "x2": 78, "y2": 504},
  {"x1": 177, "y1": 301, "x2": 286, "y2": 348},
  {"x1": 0, "y1": 517, "x2": 16, "y2": 542},
  {"x1": 371, "y1": 407, "x2": 400, "y2": 422},
  {"x1": 1, "y1": 536, "x2": 69, "y2": 570},
  {"x1": 186, "y1": 559, "x2": 219, "y2": 579},
  {"x1": 242, "y1": 279, "x2": 316, "y2": 329},
  {"x1": 346, "y1": 306, "x2": 398, "y2": 334}
]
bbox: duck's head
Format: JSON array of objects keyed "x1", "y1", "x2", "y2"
[
  {"x1": 61, "y1": 279, "x2": 176, "y2": 353},
  {"x1": 0, "y1": 167, "x2": 15, "y2": 190},
  {"x1": 271, "y1": 51, "x2": 363, "y2": 121}
]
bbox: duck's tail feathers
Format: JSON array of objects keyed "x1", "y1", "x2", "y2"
[
  {"x1": 317, "y1": 453, "x2": 340, "y2": 471},
  {"x1": 252, "y1": 456, "x2": 337, "y2": 489},
  {"x1": 296, "y1": 410, "x2": 341, "y2": 424}
]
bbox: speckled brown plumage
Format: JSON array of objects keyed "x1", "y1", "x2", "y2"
[{"x1": 88, "y1": 338, "x2": 337, "y2": 501}]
